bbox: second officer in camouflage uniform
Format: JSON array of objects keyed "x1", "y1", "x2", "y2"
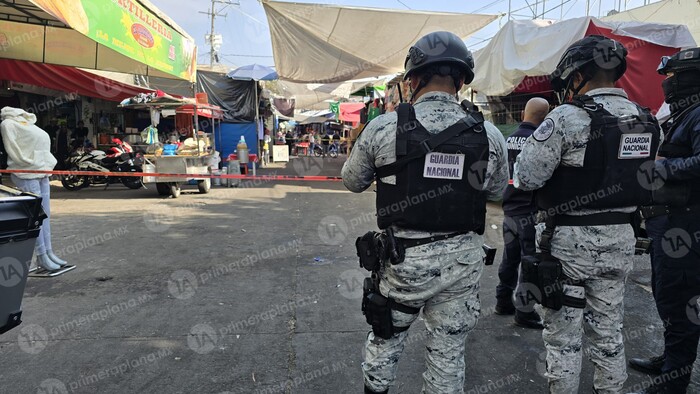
[
  {"x1": 342, "y1": 31, "x2": 508, "y2": 393},
  {"x1": 513, "y1": 36, "x2": 660, "y2": 393}
]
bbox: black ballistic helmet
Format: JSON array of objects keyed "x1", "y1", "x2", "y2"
[
  {"x1": 550, "y1": 35, "x2": 628, "y2": 95},
  {"x1": 657, "y1": 48, "x2": 700, "y2": 75},
  {"x1": 657, "y1": 48, "x2": 700, "y2": 110},
  {"x1": 403, "y1": 31, "x2": 475, "y2": 84}
]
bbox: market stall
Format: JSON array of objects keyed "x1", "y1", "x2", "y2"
[
  {"x1": 470, "y1": 17, "x2": 696, "y2": 111},
  {"x1": 120, "y1": 96, "x2": 223, "y2": 198}
]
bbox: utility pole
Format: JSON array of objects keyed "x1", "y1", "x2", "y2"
[{"x1": 199, "y1": 0, "x2": 239, "y2": 67}]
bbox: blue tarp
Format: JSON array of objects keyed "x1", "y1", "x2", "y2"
[{"x1": 215, "y1": 122, "x2": 258, "y2": 168}]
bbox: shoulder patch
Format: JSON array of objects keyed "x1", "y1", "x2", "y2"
[{"x1": 532, "y1": 118, "x2": 555, "y2": 142}]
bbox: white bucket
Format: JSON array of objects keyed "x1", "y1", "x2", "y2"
[{"x1": 212, "y1": 170, "x2": 221, "y2": 186}]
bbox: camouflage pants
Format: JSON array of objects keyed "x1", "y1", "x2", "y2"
[
  {"x1": 362, "y1": 234, "x2": 484, "y2": 393},
  {"x1": 537, "y1": 223, "x2": 635, "y2": 394}
]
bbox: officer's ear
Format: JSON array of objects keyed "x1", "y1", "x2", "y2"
[{"x1": 456, "y1": 77, "x2": 465, "y2": 92}]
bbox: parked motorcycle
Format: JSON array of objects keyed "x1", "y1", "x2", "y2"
[
  {"x1": 61, "y1": 138, "x2": 143, "y2": 191},
  {"x1": 312, "y1": 143, "x2": 339, "y2": 158}
]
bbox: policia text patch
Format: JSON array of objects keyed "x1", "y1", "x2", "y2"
[
  {"x1": 423, "y1": 152, "x2": 465, "y2": 180},
  {"x1": 618, "y1": 133, "x2": 652, "y2": 159}
]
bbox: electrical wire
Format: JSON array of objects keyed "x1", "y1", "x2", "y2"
[{"x1": 395, "y1": 0, "x2": 412, "y2": 9}]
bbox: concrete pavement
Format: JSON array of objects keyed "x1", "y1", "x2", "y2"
[{"x1": 0, "y1": 154, "x2": 696, "y2": 394}]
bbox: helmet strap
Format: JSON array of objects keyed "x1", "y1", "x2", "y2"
[
  {"x1": 410, "y1": 67, "x2": 463, "y2": 103},
  {"x1": 571, "y1": 74, "x2": 591, "y2": 97},
  {"x1": 409, "y1": 77, "x2": 429, "y2": 103}
]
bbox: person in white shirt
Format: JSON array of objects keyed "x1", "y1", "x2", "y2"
[{"x1": 1, "y1": 107, "x2": 70, "y2": 271}]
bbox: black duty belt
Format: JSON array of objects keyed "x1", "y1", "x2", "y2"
[
  {"x1": 554, "y1": 212, "x2": 633, "y2": 226},
  {"x1": 397, "y1": 231, "x2": 468, "y2": 249},
  {"x1": 640, "y1": 205, "x2": 700, "y2": 220}
]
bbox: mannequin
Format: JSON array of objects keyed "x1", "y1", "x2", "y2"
[{"x1": 0, "y1": 107, "x2": 69, "y2": 271}]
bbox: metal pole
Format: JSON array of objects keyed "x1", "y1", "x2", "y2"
[
  {"x1": 542, "y1": 0, "x2": 545, "y2": 18},
  {"x1": 508, "y1": 0, "x2": 511, "y2": 20},
  {"x1": 586, "y1": 0, "x2": 590, "y2": 16},
  {"x1": 255, "y1": 81, "x2": 259, "y2": 154},
  {"x1": 210, "y1": 3, "x2": 215, "y2": 67},
  {"x1": 560, "y1": 0, "x2": 564, "y2": 19}
]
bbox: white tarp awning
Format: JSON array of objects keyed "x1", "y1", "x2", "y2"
[
  {"x1": 262, "y1": 0, "x2": 497, "y2": 83},
  {"x1": 274, "y1": 77, "x2": 392, "y2": 110},
  {"x1": 471, "y1": 17, "x2": 696, "y2": 97},
  {"x1": 294, "y1": 109, "x2": 334, "y2": 124},
  {"x1": 603, "y1": 0, "x2": 700, "y2": 45}
]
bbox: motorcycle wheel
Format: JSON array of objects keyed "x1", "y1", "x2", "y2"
[
  {"x1": 122, "y1": 177, "x2": 142, "y2": 189},
  {"x1": 329, "y1": 150, "x2": 338, "y2": 158},
  {"x1": 314, "y1": 148, "x2": 322, "y2": 157},
  {"x1": 156, "y1": 182, "x2": 170, "y2": 196},
  {"x1": 121, "y1": 166, "x2": 143, "y2": 189},
  {"x1": 61, "y1": 168, "x2": 88, "y2": 191},
  {"x1": 197, "y1": 178, "x2": 211, "y2": 194}
]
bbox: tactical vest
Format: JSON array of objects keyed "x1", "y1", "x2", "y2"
[
  {"x1": 537, "y1": 94, "x2": 661, "y2": 212},
  {"x1": 658, "y1": 102, "x2": 700, "y2": 202},
  {"x1": 375, "y1": 101, "x2": 489, "y2": 233}
]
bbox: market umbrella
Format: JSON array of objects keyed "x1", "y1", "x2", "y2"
[{"x1": 227, "y1": 64, "x2": 278, "y2": 81}]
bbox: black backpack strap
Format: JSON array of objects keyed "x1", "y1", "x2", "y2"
[
  {"x1": 376, "y1": 111, "x2": 484, "y2": 178},
  {"x1": 395, "y1": 103, "x2": 416, "y2": 157}
]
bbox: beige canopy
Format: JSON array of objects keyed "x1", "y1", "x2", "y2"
[
  {"x1": 603, "y1": 0, "x2": 700, "y2": 45},
  {"x1": 262, "y1": 0, "x2": 497, "y2": 83}
]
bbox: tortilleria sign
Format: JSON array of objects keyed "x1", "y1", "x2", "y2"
[{"x1": 30, "y1": 0, "x2": 196, "y2": 81}]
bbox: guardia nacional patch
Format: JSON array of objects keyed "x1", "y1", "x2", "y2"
[{"x1": 532, "y1": 118, "x2": 555, "y2": 142}]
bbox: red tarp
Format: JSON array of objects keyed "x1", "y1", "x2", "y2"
[
  {"x1": 585, "y1": 21, "x2": 677, "y2": 111},
  {"x1": 339, "y1": 102, "x2": 365, "y2": 123},
  {"x1": 512, "y1": 21, "x2": 679, "y2": 111},
  {"x1": 176, "y1": 104, "x2": 224, "y2": 119},
  {"x1": 0, "y1": 59, "x2": 154, "y2": 102}
]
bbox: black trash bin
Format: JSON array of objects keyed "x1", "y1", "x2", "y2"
[{"x1": 0, "y1": 184, "x2": 46, "y2": 335}]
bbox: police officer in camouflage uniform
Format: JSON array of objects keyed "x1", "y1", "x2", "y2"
[
  {"x1": 341, "y1": 31, "x2": 508, "y2": 394},
  {"x1": 628, "y1": 48, "x2": 700, "y2": 394},
  {"x1": 513, "y1": 35, "x2": 660, "y2": 393}
]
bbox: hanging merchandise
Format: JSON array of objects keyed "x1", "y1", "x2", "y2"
[
  {"x1": 98, "y1": 112, "x2": 111, "y2": 130},
  {"x1": 141, "y1": 126, "x2": 158, "y2": 145},
  {"x1": 257, "y1": 118, "x2": 264, "y2": 140},
  {"x1": 329, "y1": 102, "x2": 340, "y2": 121},
  {"x1": 150, "y1": 108, "x2": 161, "y2": 127}
]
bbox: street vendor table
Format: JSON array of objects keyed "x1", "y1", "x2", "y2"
[
  {"x1": 120, "y1": 97, "x2": 223, "y2": 198},
  {"x1": 227, "y1": 153, "x2": 258, "y2": 176},
  {"x1": 295, "y1": 142, "x2": 309, "y2": 156}
]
